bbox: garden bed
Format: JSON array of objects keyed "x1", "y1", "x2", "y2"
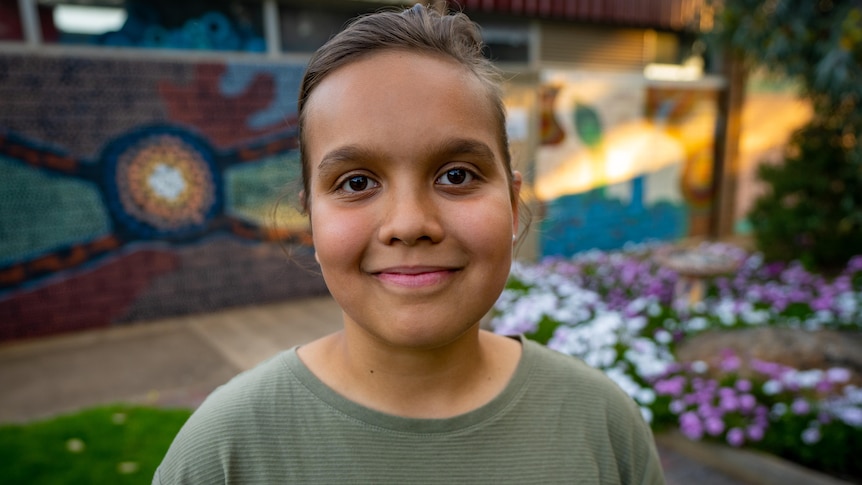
[{"x1": 492, "y1": 242, "x2": 862, "y2": 482}]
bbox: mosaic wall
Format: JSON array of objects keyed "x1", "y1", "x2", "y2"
[
  {"x1": 535, "y1": 70, "x2": 718, "y2": 257},
  {"x1": 0, "y1": 53, "x2": 327, "y2": 341}
]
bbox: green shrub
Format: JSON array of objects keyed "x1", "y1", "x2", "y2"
[{"x1": 749, "y1": 121, "x2": 862, "y2": 271}]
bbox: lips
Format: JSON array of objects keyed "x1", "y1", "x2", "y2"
[{"x1": 370, "y1": 266, "x2": 460, "y2": 288}]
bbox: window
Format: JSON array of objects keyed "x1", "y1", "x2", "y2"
[
  {"x1": 478, "y1": 21, "x2": 531, "y2": 64},
  {"x1": 34, "y1": 0, "x2": 266, "y2": 52},
  {"x1": 279, "y1": 6, "x2": 357, "y2": 53}
]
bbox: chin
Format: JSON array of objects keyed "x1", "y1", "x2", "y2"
[{"x1": 365, "y1": 318, "x2": 481, "y2": 351}]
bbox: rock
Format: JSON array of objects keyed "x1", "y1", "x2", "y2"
[{"x1": 676, "y1": 327, "x2": 862, "y2": 384}]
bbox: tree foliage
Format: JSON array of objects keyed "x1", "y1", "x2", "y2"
[
  {"x1": 707, "y1": 0, "x2": 862, "y2": 270},
  {"x1": 748, "y1": 122, "x2": 862, "y2": 269}
]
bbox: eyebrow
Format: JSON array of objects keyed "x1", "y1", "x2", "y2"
[
  {"x1": 315, "y1": 137, "x2": 498, "y2": 178},
  {"x1": 432, "y1": 138, "x2": 497, "y2": 164},
  {"x1": 316, "y1": 145, "x2": 376, "y2": 180}
]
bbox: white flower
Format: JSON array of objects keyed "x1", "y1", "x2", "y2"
[
  {"x1": 586, "y1": 348, "x2": 617, "y2": 368},
  {"x1": 837, "y1": 407, "x2": 862, "y2": 427},
  {"x1": 835, "y1": 293, "x2": 858, "y2": 320},
  {"x1": 654, "y1": 329, "x2": 672, "y2": 344},
  {"x1": 771, "y1": 402, "x2": 788, "y2": 417},
  {"x1": 844, "y1": 386, "x2": 862, "y2": 404},
  {"x1": 715, "y1": 298, "x2": 737, "y2": 326},
  {"x1": 801, "y1": 426, "x2": 821, "y2": 444},
  {"x1": 636, "y1": 387, "x2": 657, "y2": 405},
  {"x1": 742, "y1": 309, "x2": 770, "y2": 325},
  {"x1": 623, "y1": 339, "x2": 674, "y2": 379},
  {"x1": 826, "y1": 367, "x2": 851, "y2": 384},
  {"x1": 784, "y1": 369, "x2": 823, "y2": 389},
  {"x1": 691, "y1": 361, "x2": 709, "y2": 374},
  {"x1": 605, "y1": 367, "x2": 641, "y2": 399},
  {"x1": 640, "y1": 406, "x2": 654, "y2": 424},
  {"x1": 686, "y1": 317, "x2": 709, "y2": 332},
  {"x1": 763, "y1": 380, "x2": 782, "y2": 395}
]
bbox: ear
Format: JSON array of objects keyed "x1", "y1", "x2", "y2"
[
  {"x1": 299, "y1": 190, "x2": 309, "y2": 215},
  {"x1": 511, "y1": 171, "x2": 523, "y2": 237}
]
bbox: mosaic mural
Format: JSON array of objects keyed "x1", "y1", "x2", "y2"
[
  {"x1": 535, "y1": 70, "x2": 718, "y2": 257},
  {"x1": 0, "y1": 53, "x2": 326, "y2": 341}
]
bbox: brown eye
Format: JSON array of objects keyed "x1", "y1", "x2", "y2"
[
  {"x1": 437, "y1": 168, "x2": 472, "y2": 185},
  {"x1": 341, "y1": 175, "x2": 378, "y2": 193}
]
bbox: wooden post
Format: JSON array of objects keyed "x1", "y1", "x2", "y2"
[{"x1": 711, "y1": 51, "x2": 746, "y2": 239}]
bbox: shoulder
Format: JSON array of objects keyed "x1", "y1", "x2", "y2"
[
  {"x1": 154, "y1": 351, "x2": 300, "y2": 482},
  {"x1": 523, "y1": 338, "x2": 643, "y2": 420},
  {"x1": 520, "y1": 339, "x2": 665, "y2": 483}
]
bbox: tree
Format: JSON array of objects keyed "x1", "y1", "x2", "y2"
[{"x1": 707, "y1": 0, "x2": 862, "y2": 269}]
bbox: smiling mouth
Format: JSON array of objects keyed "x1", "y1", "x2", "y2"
[{"x1": 372, "y1": 267, "x2": 459, "y2": 288}]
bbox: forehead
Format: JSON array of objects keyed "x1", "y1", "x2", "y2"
[{"x1": 302, "y1": 50, "x2": 504, "y2": 165}]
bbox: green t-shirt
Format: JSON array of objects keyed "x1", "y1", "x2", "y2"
[{"x1": 154, "y1": 337, "x2": 665, "y2": 484}]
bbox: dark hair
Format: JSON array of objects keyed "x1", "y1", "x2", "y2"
[{"x1": 296, "y1": 4, "x2": 512, "y2": 211}]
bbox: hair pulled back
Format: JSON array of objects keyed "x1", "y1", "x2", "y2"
[{"x1": 296, "y1": 4, "x2": 511, "y2": 207}]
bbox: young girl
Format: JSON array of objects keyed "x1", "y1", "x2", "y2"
[{"x1": 155, "y1": 5, "x2": 665, "y2": 484}]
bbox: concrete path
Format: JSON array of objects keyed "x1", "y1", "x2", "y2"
[
  {"x1": 0, "y1": 296, "x2": 849, "y2": 484},
  {"x1": 0, "y1": 296, "x2": 342, "y2": 422}
]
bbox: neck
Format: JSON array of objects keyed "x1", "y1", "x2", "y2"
[{"x1": 298, "y1": 321, "x2": 521, "y2": 419}]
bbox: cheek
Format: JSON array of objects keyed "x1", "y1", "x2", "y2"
[
  {"x1": 311, "y1": 206, "x2": 367, "y2": 267},
  {"x1": 455, "y1": 197, "x2": 515, "y2": 255}
]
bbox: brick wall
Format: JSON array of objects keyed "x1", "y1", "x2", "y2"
[{"x1": 0, "y1": 51, "x2": 327, "y2": 341}]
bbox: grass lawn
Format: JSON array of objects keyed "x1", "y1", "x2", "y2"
[{"x1": 0, "y1": 404, "x2": 192, "y2": 485}]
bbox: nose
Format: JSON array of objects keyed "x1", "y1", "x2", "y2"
[{"x1": 377, "y1": 187, "x2": 444, "y2": 246}]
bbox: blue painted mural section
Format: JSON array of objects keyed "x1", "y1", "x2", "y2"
[
  {"x1": 540, "y1": 175, "x2": 688, "y2": 257},
  {"x1": 221, "y1": 63, "x2": 304, "y2": 130},
  {"x1": 0, "y1": 157, "x2": 110, "y2": 265}
]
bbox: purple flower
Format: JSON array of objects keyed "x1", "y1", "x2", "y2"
[
  {"x1": 720, "y1": 351, "x2": 741, "y2": 372},
  {"x1": 654, "y1": 376, "x2": 686, "y2": 397},
  {"x1": 791, "y1": 399, "x2": 811, "y2": 415},
  {"x1": 764, "y1": 262, "x2": 785, "y2": 277},
  {"x1": 815, "y1": 380, "x2": 834, "y2": 393},
  {"x1": 735, "y1": 379, "x2": 752, "y2": 392},
  {"x1": 738, "y1": 394, "x2": 757, "y2": 412},
  {"x1": 833, "y1": 276, "x2": 851, "y2": 293},
  {"x1": 680, "y1": 412, "x2": 704, "y2": 440},
  {"x1": 698, "y1": 403, "x2": 717, "y2": 419},
  {"x1": 718, "y1": 386, "x2": 736, "y2": 398},
  {"x1": 705, "y1": 416, "x2": 725, "y2": 436},
  {"x1": 751, "y1": 359, "x2": 783, "y2": 378},
  {"x1": 811, "y1": 296, "x2": 832, "y2": 311},
  {"x1": 746, "y1": 425, "x2": 765, "y2": 442},
  {"x1": 719, "y1": 394, "x2": 739, "y2": 413},
  {"x1": 845, "y1": 255, "x2": 862, "y2": 273},
  {"x1": 726, "y1": 427, "x2": 745, "y2": 447}
]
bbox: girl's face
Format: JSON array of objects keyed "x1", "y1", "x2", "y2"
[{"x1": 303, "y1": 50, "x2": 520, "y2": 350}]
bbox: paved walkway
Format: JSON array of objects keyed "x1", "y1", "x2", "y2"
[{"x1": 0, "y1": 296, "x2": 849, "y2": 484}]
